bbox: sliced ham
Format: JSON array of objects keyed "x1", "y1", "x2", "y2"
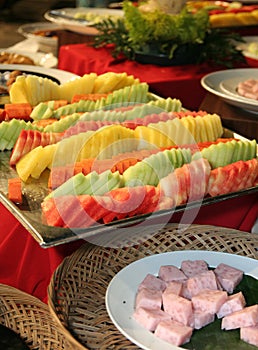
[
  {"x1": 158, "y1": 265, "x2": 187, "y2": 283},
  {"x1": 193, "y1": 310, "x2": 215, "y2": 330},
  {"x1": 180, "y1": 259, "x2": 209, "y2": 278},
  {"x1": 186, "y1": 270, "x2": 219, "y2": 298},
  {"x1": 162, "y1": 293, "x2": 194, "y2": 327},
  {"x1": 191, "y1": 289, "x2": 228, "y2": 314},
  {"x1": 135, "y1": 288, "x2": 162, "y2": 310},
  {"x1": 163, "y1": 281, "x2": 183, "y2": 296},
  {"x1": 214, "y1": 263, "x2": 243, "y2": 293},
  {"x1": 217, "y1": 291, "x2": 246, "y2": 319},
  {"x1": 221, "y1": 305, "x2": 258, "y2": 330},
  {"x1": 154, "y1": 319, "x2": 193, "y2": 346},
  {"x1": 133, "y1": 307, "x2": 171, "y2": 332},
  {"x1": 240, "y1": 325, "x2": 258, "y2": 347},
  {"x1": 138, "y1": 273, "x2": 166, "y2": 292}
]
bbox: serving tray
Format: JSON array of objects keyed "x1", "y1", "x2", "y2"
[{"x1": 0, "y1": 128, "x2": 257, "y2": 248}]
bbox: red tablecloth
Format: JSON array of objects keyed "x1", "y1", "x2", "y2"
[
  {"x1": 0, "y1": 192, "x2": 257, "y2": 303},
  {"x1": 0, "y1": 43, "x2": 256, "y2": 303},
  {"x1": 58, "y1": 44, "x2": 248, "y2": 110}
]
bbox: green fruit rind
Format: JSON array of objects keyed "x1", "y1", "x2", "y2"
[
  {"x1": 0, "y1": 119, "x2": 37, "y2": 151},
  {"x1": 43, "y1": 113, "x2": 81, "y2": 133},
  {"x1": 193, "y1": 139, "x2": 257, "y2": 169},
  {"x1": 44, "y1": 170, "x2": 123, "y2": 200},
  {"x1": 123, "y1": 147, "x2": 191, "y2": 187},
  {"x1": 50, "y1": 83, "x2": 150, "y2": 119}
]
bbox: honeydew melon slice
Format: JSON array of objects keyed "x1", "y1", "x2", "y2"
[
  {"x1": 194, "y1": 139, "x2": 257, "y2": 169},
  {"x1": 43, "y1": 113, "x2": 81, "y2": 133},
  {"x1": 45, "y1": 169, "x2": 123, "y2": 200}
]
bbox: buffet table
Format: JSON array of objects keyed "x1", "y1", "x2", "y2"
[
  {"x1": 0, "y1": 47, "x2": 257, "y2": 304},
  {"x1": 58, "y1": 43, "x2": 250, "y2": 110}
]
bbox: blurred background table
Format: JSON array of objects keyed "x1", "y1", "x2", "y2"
[{"x1": 57, "y1": 41, "x2": 255, "y2": 111}]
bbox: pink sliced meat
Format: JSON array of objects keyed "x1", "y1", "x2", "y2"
[
  {"x1": 193, "y1": 310, "x2": 215, "y2": 330},
  {"x1": 221, "y1": 305, "x2": 258, "y2": 330},
  {"x1": 163, "y1": 281, "x2": 183, "y2": 296},
  {"x1": 138, "y1": 273, "x2": 166, "y2": 292},
  {"x1": 217, "y1": 291, "x2": 246, "y2": 319},
  {"x1": 154, "y1": 319, "x2": 193, "y2": 347},
  {"x1": 214, "y1": 263, "x2": 243, "y2": 293},
  {"x1": 133, "y1": 307, "x2": 171, "y2": 332},
  {"x1": 191, "y1": 289, "x2": 228, "y2": 314},
  {"x1": 240, "y1": 325, "x2": 258, "y2": 347},
  {"x1": 186, "y1": 270, "x2": 219, "y2": 298},
  {"x1": 162, "y1": 293, "x2": 194, "y2": 327},
  {"x1": 158, "y1": 265, "x2": 187, "y2": 283},
  {"x1": 135, "y1": 288, "x2": 162, "y2": 310},
  {"x1": 180, "y1": 260, "x2": 209, "y2": 278}
]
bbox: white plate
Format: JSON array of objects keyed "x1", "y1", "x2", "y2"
[
  {"x1": 44, "y1": 7, "x2": 123, "y2": 35},
  {"x1": 106, "y1": 250, "x2": 258, "y2": 350},
  {"x1": 0, "y1": 49, "x2": 58, "y2": 68},
  {"x1": 17, "y1": 22, "x2": 59, "y2": 55},
  {"x1": 237, "y1": 36, "x2": 258, "y2": 62},
  {"x1": 0, "y1": 64, "x2": 78, "y2": 85},
  {"x1": 201, "y1": 68, "x2": 258, "y2": 113}
]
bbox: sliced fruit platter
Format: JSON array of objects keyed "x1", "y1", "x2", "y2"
[
  {"x1": 0, "y1": 71, "x2": 257, "y2": 247},
  {"x1": 187, "y1": 1, "x2": 258, "y2": 27}
]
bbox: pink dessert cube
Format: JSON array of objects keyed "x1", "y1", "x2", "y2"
[
  {"x1": 138, "y1": 273, "x2": 166, "y2": 292},
  {"x1": 193, "y1": 310, "x2": 215, "y2": 330},
  {"x1": 217, "y1": 291, "x2": 246, "y2": 319},
  {"x1": 214, "y1": 263, "x2": 243, "y2": 293},
  {"x1": 192, "y1": 289, "x2": 228, "y2": 314},
  {"x1": 221, "y1": 305, "x2": 258, "y2": 330},
  {"x1": 180, "y1": 260, "x2": 208, "y2": 278},
  {"x1": 162, "y1": 292, "x2": 194, "y2": 327},
  {"x1": 154, "y1": 319, "x2": 193, "y2": 346},
  {"x1": 158, "y1": 265, "x2": 187, "y2": 282},
  {"x1": 163, "y1": 281, "x2": 183, "y2": 296},
  {"x1": 241, "y1": 325, "x2": 258, "y2": 347},
  {"x1": 181, "y1": 282, "x2": 192, "y2": 300},
  {"x1": 133, "y1": 307, "x2": 171, "y2": 331},
  {"x1": 186, "y1": 270, "x2": 219, "y2": 298},
  {"x1": 135, "y1": 288, "x2": 162, "y2": 310}
]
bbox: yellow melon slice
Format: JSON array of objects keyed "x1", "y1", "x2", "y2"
[{"x1": 16, "y1": 146, "x2": 43, "y2": 182}]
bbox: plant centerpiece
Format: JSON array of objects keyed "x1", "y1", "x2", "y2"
[{"x1": 92, "y1": 0, "x2": 245, "y2": 67}]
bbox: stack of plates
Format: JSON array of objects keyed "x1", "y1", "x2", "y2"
[{"x1": 201, "y1": 68, "x2": 258, "y2": 113}]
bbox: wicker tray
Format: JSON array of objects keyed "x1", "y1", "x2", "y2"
[
  {"x1": 47, "y1": 223, "x2": 258, "y2": 350},
  {"x1": 0, "y1": 284, "x2": 74, "y2": 350}
]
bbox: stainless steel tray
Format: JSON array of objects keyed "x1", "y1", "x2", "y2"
[{"x1": 0, "y1": 130, "x2": 257, "y2": 248}]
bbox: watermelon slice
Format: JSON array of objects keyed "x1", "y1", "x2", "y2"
[
  {"x1": 10, "y1": 129, "x2": 63, "y2": 166},
  {"x1": 159, "y1": 158, "x2": 211, "y2": 206},
  {"x1": 207, "y1": 158, "x2": 258, "y2": 197}
]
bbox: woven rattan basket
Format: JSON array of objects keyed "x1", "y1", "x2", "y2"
[
  {"x1": 0, "y1": 283, "x2": 75, "y2": 349},
  {"x1": 48, "y1": 223, "x2": 258, "y2": 349}
]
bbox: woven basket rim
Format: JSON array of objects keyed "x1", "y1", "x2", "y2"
[{"x1": 47, "y1": 223, "x2": 258, "y2": 349}]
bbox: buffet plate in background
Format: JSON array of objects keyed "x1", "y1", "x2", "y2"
[
  {"x1": 44, "y1": 7, "x2": 123, "y2": 35},
  {"x1": 201, "y1": 68, "x2": 258, "y2": 113}
]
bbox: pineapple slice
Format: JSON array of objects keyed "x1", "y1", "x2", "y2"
[
  {"x1": 16, "y1": 146, "x2": 44, "y2": 182},
  {"x1": 9, "y1": 75, "x2": 28, "y2": 104},
  {"x1": 93, "y1": 72, "x2": 125, "y2": 94},
  {"x1": 10, "y1": 75, "x2": 60, "y2": 106},
  {"x1": 30, "y1": 144, "x2": 56, "y2": 179},
  {"x1": 135, "y1": 125, "x2": 175, "y2": 149},
  {"x1": 59, "y1": 73, "x2": 97, "y2": 102}
]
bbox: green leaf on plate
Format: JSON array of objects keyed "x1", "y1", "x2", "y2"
[{"x1": 183, "y1": 275, "x2": 258, "y2": 350}]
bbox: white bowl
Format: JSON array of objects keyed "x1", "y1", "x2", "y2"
[{"x1": 18, "y1": 22, "x2": 60, "y2": 56}]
